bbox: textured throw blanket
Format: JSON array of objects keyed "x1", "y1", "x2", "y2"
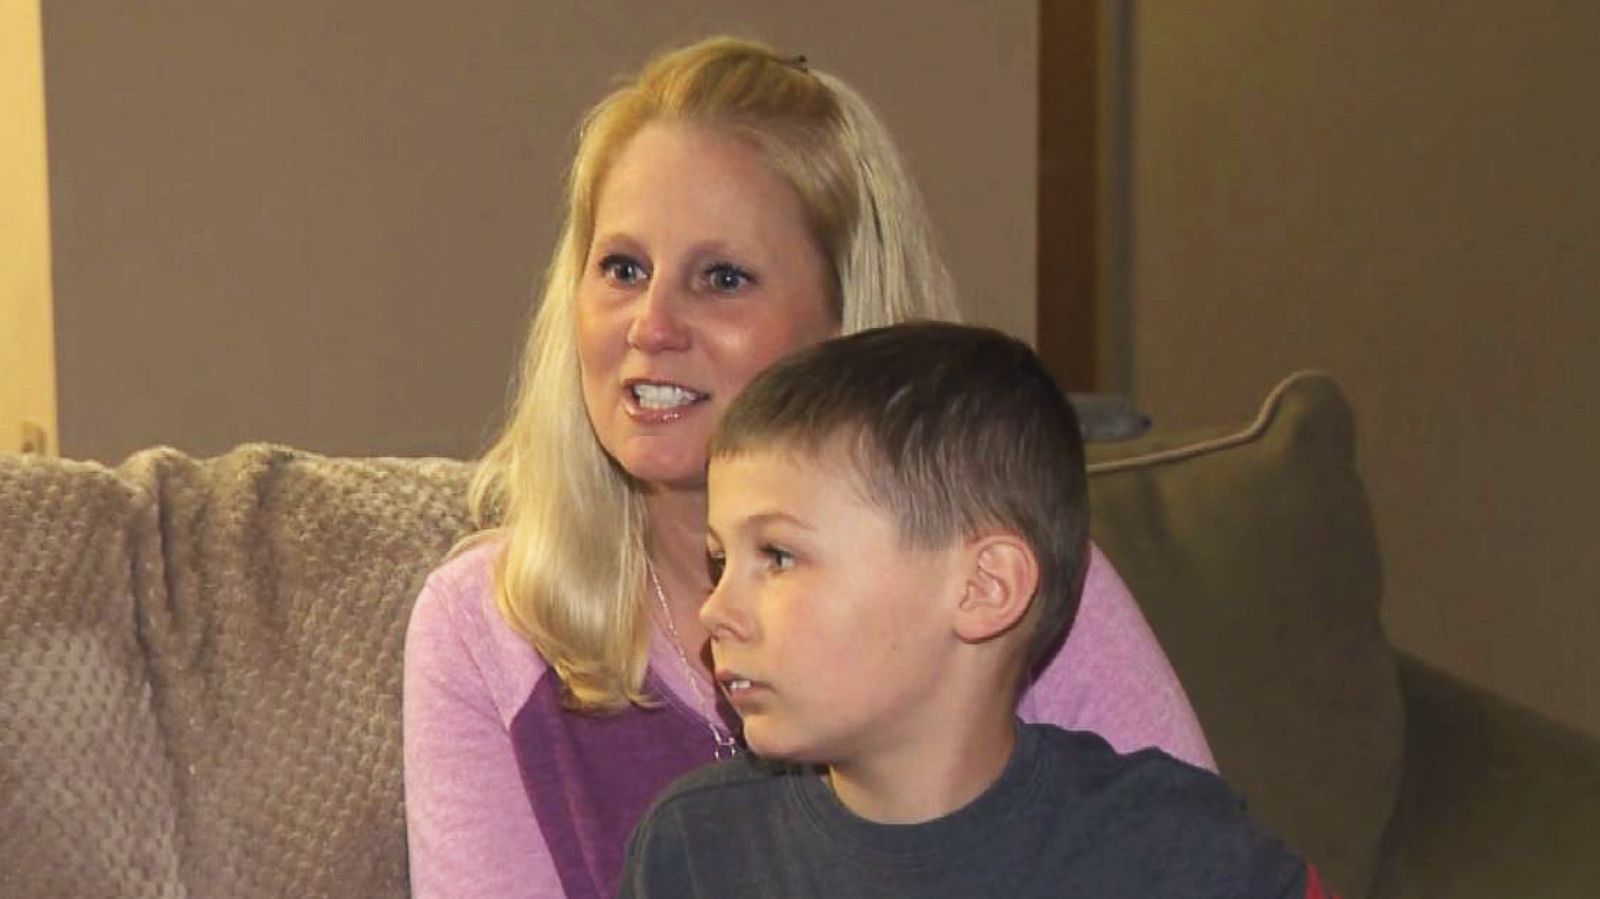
[{"x1": 0, "y1": 446, "x2": 472, "y2": 898}]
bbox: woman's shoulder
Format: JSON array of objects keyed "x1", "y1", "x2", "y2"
[
  {"x1": 1019, "y1": 543, "x2": 1216, "y2": 770},
  {"x1": 411, "y1": 539, "x2": 505, "y2": 642},
  {"x1": 420, "y1": 537, "x2": 500, "y2": 599},
  {"x1": 407, "y1": 537, "x2": 550, "y2": 725}
]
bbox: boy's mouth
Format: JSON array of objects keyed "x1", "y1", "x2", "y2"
[{"x1": 716, "y1": 670, "x2": 758, "y2": 696}]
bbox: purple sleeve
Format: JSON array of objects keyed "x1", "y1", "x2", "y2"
[
  {"x1": 1018, "y1": 543, "x2": 1217, "y2": 771},
  {"x1": 403, "y1": 560, "x2": 567, "y2": 898}
]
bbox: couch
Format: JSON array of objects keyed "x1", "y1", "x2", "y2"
[{"x1": 3, "y1": 371, "x2": 1597, "y2": 898}]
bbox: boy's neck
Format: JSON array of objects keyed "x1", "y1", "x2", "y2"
[{"x1": 825, "y1": 701, "x2": 1019, "y2": 825}]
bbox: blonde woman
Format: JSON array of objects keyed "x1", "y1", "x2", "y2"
[{"x1": 403, "y1": 36, "x2": 1211, "y2": 899}]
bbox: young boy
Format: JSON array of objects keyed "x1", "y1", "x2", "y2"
[{"x1": 619, "y1": 322, "x2": 1332, "y2": 898}]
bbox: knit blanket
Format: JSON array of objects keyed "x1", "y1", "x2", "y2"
[{"x1": 0, "y1": 446, "x2": 472, "y2": 898}]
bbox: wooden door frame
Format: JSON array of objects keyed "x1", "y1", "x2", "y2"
[{"x1": 1038, "y1": 0, "x2": 1131, "y2": 394}]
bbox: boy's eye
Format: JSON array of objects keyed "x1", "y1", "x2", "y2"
[
  {"x1": 704, "y1": 263, "x2": 753, "y2": 293},
  {"x1": 599, "y1": 254, "x2": 647, "y2": 286},
  {"x1": 706, "y1": 551, "x2": 726, "y2": 587},
  {"x1": 761, "y1": 545, "x2": 794, "y2": 571}
]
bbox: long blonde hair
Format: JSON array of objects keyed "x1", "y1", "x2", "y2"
[{"x1": 468, "y1": 36, "x2": 960, "y2": 711}]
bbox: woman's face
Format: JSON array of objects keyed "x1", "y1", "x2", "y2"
[{"x1": 576, "y1": 122, "x2": 839, "y2": 491}]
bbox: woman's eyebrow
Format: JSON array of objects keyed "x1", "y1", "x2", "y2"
[{"x1": 589, "y1": 230, "x2": 636, "y2": 249}]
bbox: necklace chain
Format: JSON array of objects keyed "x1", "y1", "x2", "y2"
[{"x1": 646, "y1": 558, "x2": 740, "y2": 760}]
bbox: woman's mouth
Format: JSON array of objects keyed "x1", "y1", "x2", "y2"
[
  {"x1": 626, "y1": 380, "x2": 709, "y2": 413},
  {"x1": 631, "y1": 382, "x2": 705, "y2": 410}
]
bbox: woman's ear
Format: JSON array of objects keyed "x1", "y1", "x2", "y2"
[{"x1": 953, "y1": 533, "x2": 1040, "y2": 644}]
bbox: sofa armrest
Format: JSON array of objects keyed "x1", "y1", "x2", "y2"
[{"x1": 1370, "y1": 651, "x2": 1600, "y2": 898}]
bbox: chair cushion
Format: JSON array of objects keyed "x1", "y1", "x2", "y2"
[
  {"x1": 119, "y1": 445, "x2": 472, "y2": 896},
  {"x1": 1086, "y1": 371, "x2": 1403, "y2": 896},
  {"x1": 0, "y1": 455, "x2": 183, "y2": 898}
]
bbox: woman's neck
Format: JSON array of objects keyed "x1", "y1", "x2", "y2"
[
  {"x1": 642, "y1": 486, "x2": 714, "y2": 671},
  {"x1": 643, "y1": 488, "x2": 711, "y2": 593}
]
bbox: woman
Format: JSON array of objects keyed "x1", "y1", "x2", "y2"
[{"x1": 403, "y1": 36, "x2": 1211, "y2": 899}]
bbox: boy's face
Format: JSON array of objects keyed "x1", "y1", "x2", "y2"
[{"x1": 701, "y1": 445, "x2": 970, "y2": 766}]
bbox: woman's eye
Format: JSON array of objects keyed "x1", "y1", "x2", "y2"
[
  {"x1": 704, "y1": 263, "x2": 753, "y2": 293},
  {"x1": 706, "y1": 551, "x2": 726, "y2": 587},
  {"x1": 599, "y1": 255, "x2": 647, "y2": 286},
  {"x1": 761, "y1": 545, "x2": 794, "y2": 571}
]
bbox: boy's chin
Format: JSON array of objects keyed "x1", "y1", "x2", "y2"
[{"x1": 741, "y1": 726, "x2": 826, "y2": 765}]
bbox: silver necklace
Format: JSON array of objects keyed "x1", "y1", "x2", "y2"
[{"x1": 646, "y1": 559, "x2": 740, "y2": 760}]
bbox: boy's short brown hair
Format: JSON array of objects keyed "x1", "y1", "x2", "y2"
[{"x1": 710, "y1": 321, "x2": 1090, "y2": 671}]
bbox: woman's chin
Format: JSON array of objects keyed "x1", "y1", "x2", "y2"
[
  {"x1": 605, "y1": 442, "x2": 712, "y2": 493},
  {"x1": 622, "y1": 460, "x2": 710, "y2": 493}
]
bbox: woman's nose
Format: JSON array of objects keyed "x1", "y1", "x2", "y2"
[{"x1": 626, "y1": 281, "x2": 690, "y2": 352}]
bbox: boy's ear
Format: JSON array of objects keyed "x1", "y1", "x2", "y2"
[{"x1": 953, "y1": 533, "x2": 1039, "y2": 644}]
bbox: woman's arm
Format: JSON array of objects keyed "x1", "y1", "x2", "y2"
[
  {"x1": 403, "y1": 562, "x2": 567, "y2": 898},
  {"x1": 1019, "y1": 543, "x2": 1216, "y2": 771}
]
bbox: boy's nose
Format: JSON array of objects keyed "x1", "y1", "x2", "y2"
[
  {"x1": 626, "y1": 282, "x2": 690, "y2": 352},
  {"x1": 699, "y1": 579, "x2": 751, "y2": 643}
]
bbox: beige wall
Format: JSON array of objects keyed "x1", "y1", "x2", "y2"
[
  {"x1": 41, "y1": 2, "x2": 1036, "y2": 463},
  {"x1": 1126, "y1": 1, "x2": 1600, "y2": 737},
  {"x1": 2, "y1": 0, "x2": 57, "y2": 455}
]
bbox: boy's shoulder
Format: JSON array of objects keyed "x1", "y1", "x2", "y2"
[
  {"x1": 647, "y1": 723, "x2": 1248, "y2": 836},
  {"x1": 646, "y1": 723, "x2": 1246, "y2": 826},
  {"x1": 1032, "y1": 723, "x2": 1310, "y2": 896},
  {"x1": 1035, "y1": 721, "x2": 1223, "y2": 790},
  {"x1": 626, "y1": 725, "x2": 1315, "y2": 899},
  {"x1": 646, "y1": 750, "x2": 797, "y2": 812},
  {"x1": 1033, "y1": 721, "x2": 1248, "y2": 824},
  {"x1": 623, "y1": 752, "x2": 807, "y2": 881}
]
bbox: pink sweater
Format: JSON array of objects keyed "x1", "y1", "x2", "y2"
[{"x1": 404, "y1": 542, "x2": 1212, "y2": 899}]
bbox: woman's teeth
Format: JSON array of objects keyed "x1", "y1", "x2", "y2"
[
  {"x1": 632, "y1": 383, "x2": 702, "y2": 410},
  {"x1": 725, "y1": 678, "x2": 752, "y2": 692}
]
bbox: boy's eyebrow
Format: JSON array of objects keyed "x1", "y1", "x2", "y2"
[{"x1": 733, "y1": 510, "x2": 817, "y2": 533}]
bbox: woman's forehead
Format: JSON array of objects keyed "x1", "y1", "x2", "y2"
[{"x1": 589, "y1": 123, "x2": 819, "y2": 254}]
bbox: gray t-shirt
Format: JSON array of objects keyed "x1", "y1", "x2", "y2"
[{"x1": 619, "y1": 722, "x2": 1308, "y2": 898}]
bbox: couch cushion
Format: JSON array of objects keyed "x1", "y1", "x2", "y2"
[
  {"x1": 1086, "y1": 371, "x2": 1403, "y2": 896},
  {"x1": 0, "y1": 454, "x2": 183, "y2": 899},
  {"x1": 120, "y1": 445, "x2": 472, "y2": 897}
]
